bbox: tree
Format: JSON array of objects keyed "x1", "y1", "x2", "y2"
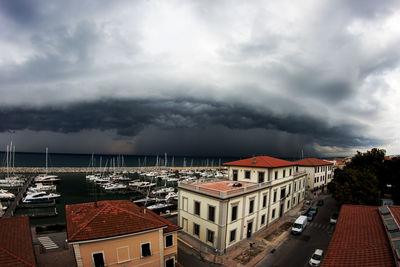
[
  {"x1": 331, "y1": 168, "x2": 379, "y2": 205},
  {"x1": 330, "y1": 148, "x2": 385, "y2": 206}
]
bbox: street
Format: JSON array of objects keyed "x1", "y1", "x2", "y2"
[{"x1": 256, "y1": 193, "x2": 339, "y2": 267}]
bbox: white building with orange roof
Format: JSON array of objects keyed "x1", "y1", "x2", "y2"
[
  {"x1": 178, "y1": 156, "x2": 307, "y2": 252},
  {"x1": 293, "y1": 158, "x2": 334, "y2": 191}
]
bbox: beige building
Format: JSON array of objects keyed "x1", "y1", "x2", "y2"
[
  {"x1": 178, "y1": 156, "x2": 307, "y2": 252},
  {"x1": 293, "y1": 158, "x2": 333, "y2": 191},
  {"x1": 66, "y1": 200, "x2": 180, "y2": 267}
]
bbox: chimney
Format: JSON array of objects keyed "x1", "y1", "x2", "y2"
[
  {"x1": 253, "y1": 157, "x2": 257, "y2": 164},
  {"x1": 141, "y1": 206, "x2": 147, "y2": 214},
  {"x1": 94, "y1": 201, "x2": 98, "y2": 208}
]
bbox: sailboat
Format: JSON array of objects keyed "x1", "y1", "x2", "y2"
[
  {"x1": 35, "y1": 147, "x2": 60, "y2": 183},
  {"x1": 86, "y1": 153, "x2": 100, "y2": 180}
]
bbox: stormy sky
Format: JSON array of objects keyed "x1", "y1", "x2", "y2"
[{"x1": 0, "y1": 0, "x2": 399, "y2": 157}]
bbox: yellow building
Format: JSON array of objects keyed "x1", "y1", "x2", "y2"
[
  {"x1": 178, "y1": 156, "x2": 307, "y2": 252},
  {"x1": 66, "y1": 200, "x2": 180, "y2": 267}
]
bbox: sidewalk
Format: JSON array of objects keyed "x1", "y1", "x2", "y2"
[{"x1": 178, "y1": 202, "x2": 308, "y2": 267}]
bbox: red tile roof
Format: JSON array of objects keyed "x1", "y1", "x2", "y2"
[
  {"x1": 0, "y1": 216, "x2": 36, "y2": 267},
  {"x1": 224, "y1": 156, "x2": 294, "y2": 168},
  {"x1": 322, "y1": 205, "x2": 395, "y2": 267},
  {"x1": 197, "y1": 181, "x2": 256, "y2": 192},
  {"x1": 66, "y1": 200, "x2": 180, "y2": 242},
  {"x1": 293, "y1": 158, "x2": 333, "y2": 166}
]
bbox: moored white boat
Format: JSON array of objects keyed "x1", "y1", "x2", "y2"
[
  {"x1": 22, "y1": 191, "x2": 60, "y2": 203},
  {"x1": 0, "y1": 189, "x2": 15, "y2": 199}
]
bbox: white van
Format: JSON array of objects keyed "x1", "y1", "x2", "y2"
[{"x1": 291, "y1": 215, "x2": 308, "y2": 235}]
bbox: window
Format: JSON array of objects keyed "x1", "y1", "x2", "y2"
[
  {"x1": 141, "y1": 243, "x2": 151, "y2": 258},
  {"x1": 231, "y1": 205, "x2": 238, "y2": 221},
  {"x1": 272, "y1": 209, "x2": 276, "y2": 219},
  {"x1": 245, "y1": 171, "x2": 251, "y2": 179},
  {"x1": 233, "y1": 170, "x2": 238, "y2": 180},
  {"x1": 294, "y1": 182, "x2": 297, "y2": 192},
  {"x1": 194, "y1": 201, "x2": 200, "y2": 216},
  {"x1": 165, "y1": 235, "x2": 173, "y2": 248},
  {"x1": 273, "y1": 190, "x2": 277, "y2": 203},
  {"x1": 261, "y1": 214, "x2": 265, "y2": 225},
  {"x1": 293, "y1": 196, "x2": 296, "y2": 205},
  {"x1": 193, "y1": 223, "x2": 200, "y2": 236},
  {"x1": 274, "y1": 171, "x2": 278, "y2": 180},
  {"x1": 289, "y1": 169, "x2": 292, "y2": 176},
  {"x1": 283, "y1": 170, "x2": 286, "y2": 177},
  {"x1": 117, "y1": 247, "x2": 130, "y2": 263},
  {"x1": 208, "y1": 205, "x2": 215, "y2": 222},
  {"x1": 258, "y1": 172, "x2": 265, "y2": 183},
  {"x1": 249, "y1": 199, "x2": 254, "y2": 214},
  {"x1": 165, "y1": 258, "x2": 175, "y2": 267},
  {"x1": 280, "y1": 188, "x2": 286, "y2": 199},
  {"x1": 92, "y1": 252, "x2": 105, "y2": 267},
  {"x1": 314, "y1": 177, "x2": 316, "y2": 183},
  {"x1": 287, "y1": 200, "x2": 290, "y2": 209},
  {"x1": 230, "y1": 229, "x2": 236, "y2": 242},
  {"x1": 315, "y1": 167, "x2": 317, "y2": 172},
  {"x1": 288, "y1": 184, "x2": 291, "y2": 194},
  {"x1": 207, "y1": 229, "x2": 214, "y2": 244},
  {"x1": 182, "y1": 197, "x2": 188, "y2": 211},
  {"x1": 262, "y1": 194, "x2": 267, "y2": 208}
]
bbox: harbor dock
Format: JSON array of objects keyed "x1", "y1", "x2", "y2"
[{"x1": 3, "y1": 176, "x2": 33, "y2": 217}]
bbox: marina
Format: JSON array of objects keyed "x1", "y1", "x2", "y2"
[{"x1": 0, "y1": 164, "x2": 228, "y2": 225}]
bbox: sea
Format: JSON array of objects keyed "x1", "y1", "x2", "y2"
[{"x1": 1, "y1": 152, "x2": 244, "y2": 226}]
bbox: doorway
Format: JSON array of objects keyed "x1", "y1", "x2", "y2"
[
  {"x1": 247, "y1": 221, "x2": 253, "y2": 238},
  {"x1": 279, "y1": 203, "x2": 284, "y2": 217}
]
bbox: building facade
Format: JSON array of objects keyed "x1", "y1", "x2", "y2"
[
  {"x1": 66, "y1": 200, "x2": 180, "y2": 267},
  {"x1": 293, "y1": 158, "x2": 333, "y2": 191},
  {"x1": 178, "y1": 156, "x2": 307, "y2": 252}
]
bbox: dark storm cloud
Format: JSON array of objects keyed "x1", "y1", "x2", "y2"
[
  {"x1": 0, "y1": 99, "x2": 378, "y2": 149},
  {"x1": 0, "y1": 0, "x2": 40, "y2": 26},
  {"x1": 0, "y1": 21, "x2": 99, "y2": 84}
]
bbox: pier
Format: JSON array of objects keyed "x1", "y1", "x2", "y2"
[{"x1": 3, "y1": 176, "x2": 33, "y2": 217}]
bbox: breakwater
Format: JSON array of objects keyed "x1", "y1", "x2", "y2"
[{"x1": 0, "y1": 166, "x2": 225, "y2": 174}]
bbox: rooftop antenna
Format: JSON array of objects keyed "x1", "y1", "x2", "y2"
[{"x1": 301, "y1": 149, "x2": 304, "y2": 160}]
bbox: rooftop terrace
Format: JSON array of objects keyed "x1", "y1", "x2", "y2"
[{"x1": 179, "y1": 179, "x2": 270, "y2": 199}]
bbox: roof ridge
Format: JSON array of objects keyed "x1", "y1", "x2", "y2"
[
  {"x1": 69, "y1": 202, "x2": 110, "y2": 241},
  {"x1": 0, "y1": 246, "x2": 35, "y2": 267}
]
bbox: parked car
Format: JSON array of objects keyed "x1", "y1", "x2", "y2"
[
  {"x1": 330, "y1": 213, "x2": 338, "y2": 224},
  {"x1": 317, "y1": 199, "x2": 324, "y2": 206},
  {"x1": 306, "y1": 212, "x2": 314, "y2": 221},
  {"x1": 309, "y1": 249, "x2": 323, "y2": 266},
  {"x1": 310, "y1": 206, "x2": 318, "y2": 215}
]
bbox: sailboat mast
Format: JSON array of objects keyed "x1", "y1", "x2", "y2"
[
  {"x1": 46, "y1": 147, "x2": 48, "y2": 175},
  {"x1": 13, "y1": 145, "x2": 15, "y2": 170},
  {"x1": 6, "y1": 145, "x2": 9, "y2": 178}
]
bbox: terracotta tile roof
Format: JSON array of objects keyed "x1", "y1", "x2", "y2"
[
  {"x1": 293, "y1": 158, "x2": 333, "y2": 166},
  {"x1": 224, "y1": 156, "x2": 294, "y2": 168},
  {"x1": 322, "y1": 205, "x2": 395, "y2": 267},
  {"x1": 196, "y1": 181, "x2": 257, "y2": 192},
  {"x1": 335, "y1": 160, "x2": 345, "y2": 165},
  {"x1": 66, "y1": 200, "x2": 180, "y2": 242},
  {"x1": 0, "y1": 216, "x2": 36, "y2": 267}
]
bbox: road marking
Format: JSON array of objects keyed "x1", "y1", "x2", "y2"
[{"x1": 38, "y1": 236, "x2": 59, "y2": 250}]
